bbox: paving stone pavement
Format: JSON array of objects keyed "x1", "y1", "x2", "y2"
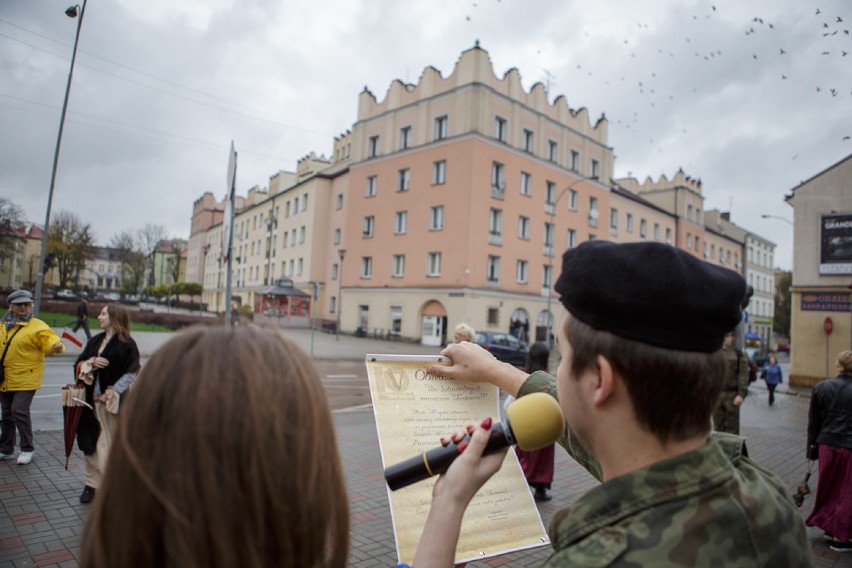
[{"x1": 2, "y1": 331, "x2": 851, "y2": 566}]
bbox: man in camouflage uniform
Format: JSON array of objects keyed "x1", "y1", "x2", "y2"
[
  {"x1": 712, "y1": 331, "x2": 750, "y2": 434},
  {"x1": 413, "y1": 241, "x2": 811, "y2": 567}
]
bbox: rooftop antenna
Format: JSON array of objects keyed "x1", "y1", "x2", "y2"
[{"x1": 542, "y1": 68, "x2": 556, "y2": 103}]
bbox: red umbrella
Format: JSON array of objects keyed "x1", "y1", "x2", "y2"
[{"x1": 61, "y1": 385, "x2": 91, "y2": 470}]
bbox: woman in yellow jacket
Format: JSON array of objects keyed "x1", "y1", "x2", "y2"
[{"x1": 1, "y1": 290, "x2": 64, "y2": 465}]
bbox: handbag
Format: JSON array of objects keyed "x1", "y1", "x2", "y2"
[{"x1": 0, "y1": 326, "x2": 24, "y2": 386}]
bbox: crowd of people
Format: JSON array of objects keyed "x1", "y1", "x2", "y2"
[{"x1": 0, "y1": 237, "x2": 849, "y2": 564}]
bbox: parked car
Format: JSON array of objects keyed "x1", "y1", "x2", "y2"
[
  {"x1": 474, "y1": 331, "x2": 528, "y2": 367},
  {"x1": 54, "y1": 289, "x2": 76, "y2": 300}
]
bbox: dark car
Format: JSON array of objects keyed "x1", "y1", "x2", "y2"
[{"x1": 474, "y1": 331, "x2": 528, "y2": 367}]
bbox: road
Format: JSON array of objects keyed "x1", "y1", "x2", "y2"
[{"x1": 31, "y1": 358, "x2": 371, "y2": 432}]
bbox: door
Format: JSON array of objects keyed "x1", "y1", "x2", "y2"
[{"x1": 421, "y1": 315, "x2": 443, "y2": 346}]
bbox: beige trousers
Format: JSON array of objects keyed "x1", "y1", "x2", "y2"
[{"x1": 83, "y1": 402, "x2": 118, "y2": 489}]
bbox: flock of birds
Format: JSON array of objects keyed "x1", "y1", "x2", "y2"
[{"x1": 462, "y1": 2, "x2": 851, "y2": 151}]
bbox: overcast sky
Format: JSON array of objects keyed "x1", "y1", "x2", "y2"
[{"x1": 2, "y1": 0, "x2": 850, "y2": 270}]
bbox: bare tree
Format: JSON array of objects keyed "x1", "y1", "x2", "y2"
[
  {"x1": 136, "y1": 224, "x2": 167, "y2": 287},
  {"x1": 0, "y1": 197, "x2": 24, "y2": 261},
  {"x1": 47, "y1": 210, "x2": 95, "y2": 288}
]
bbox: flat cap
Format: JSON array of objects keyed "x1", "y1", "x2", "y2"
[
  {"x1": 555, "y1": 241, "x2": 745, "y2": 352},
  {"x1": 7, "y1": 289, "x2": 34, "y2": 304}
]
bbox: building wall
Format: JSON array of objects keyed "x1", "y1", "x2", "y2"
[{"x1": 787, "y1": 154, "x2": 852, "y2": 386}]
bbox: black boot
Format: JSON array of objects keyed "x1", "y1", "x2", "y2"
[{"x1": 80, "y1": 485, "x2": 96, "y2": 504}]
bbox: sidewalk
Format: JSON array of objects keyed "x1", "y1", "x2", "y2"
[{"x1": 5, "y1": 330, "x2": 850, "y2": 567}]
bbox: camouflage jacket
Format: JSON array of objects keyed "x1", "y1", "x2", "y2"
[
  {"x1": 721, "y1": 346, "x2": 750, "y2": 398},
  {"x1": 519, "y1": 371, "x2": 812, "y2": 567}
]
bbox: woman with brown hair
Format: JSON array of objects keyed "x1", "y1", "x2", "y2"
[
  {"x1": 74, "y1": 304, "x2": 140, "y2": 504},
  {"x1": 80, "y1": 325, "x2": 350, "y2": 568}
]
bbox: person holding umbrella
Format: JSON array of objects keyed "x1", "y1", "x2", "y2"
[
  {"x1": 0, "y1": 289, "x2": 65, "y2": 465},
  {"x1": 74, "y1": 304, "x2": 139, "y2": 504}
]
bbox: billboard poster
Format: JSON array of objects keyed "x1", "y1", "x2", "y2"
[{"x1": 819, "y1": 213, "x2": 852, "y2": 275}]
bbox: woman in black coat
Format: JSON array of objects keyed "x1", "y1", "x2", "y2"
[{"x1": 74, "y1": 304, "x2": 139, "y2": 504}]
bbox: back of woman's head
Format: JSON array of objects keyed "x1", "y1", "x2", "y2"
[
  {"x1": 80, "y1": 325, "x2": 349, "y2": 568},
  {"x1": 525, "y1": 341, "x2": 550, "y2": 374},
  {"x1": 838, "y1": 350, "x2": 852, "y2": 374}
]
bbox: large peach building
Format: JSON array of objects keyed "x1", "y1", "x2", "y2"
[{"x1": 191, "y1": 44, "x2": 772, "y2": 346}]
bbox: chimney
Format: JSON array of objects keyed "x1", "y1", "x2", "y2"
[{"x1": 721, "y1": 212, "x2": 730, "y2": 221}]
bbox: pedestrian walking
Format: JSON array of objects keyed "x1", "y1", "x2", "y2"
[
  {"x1": 806, "y1": 349, "x2": 852, "y2": 552},
  {"x1": 761, "y1": 353, "x2": 783, "y2": 406},
  {"x1": 73, "y1": 304, "x2": 140, "y2": 504},
  {"x1": 73, "y1": 296, "x2": 92, "y2": 341},
  {"x1": 79, "y1": 325, "x2": 349, "y2": 568},
  {"x1": 712, "y1": 331, "x2": 749, "y2": 434},
  {"x1": 0, "y1": 289, "x2": 64, "y2": 465},
  {"x1": 413, "y1": 241, "x2": 811, "y2": 567}
]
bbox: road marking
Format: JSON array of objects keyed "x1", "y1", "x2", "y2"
[{"x1": 34, "y1": 393, "x2": 63, "y2": 400}]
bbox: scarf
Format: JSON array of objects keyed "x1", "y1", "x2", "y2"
[{"x1": 2, "y1": 310, "x2": 34, "y2": 331}]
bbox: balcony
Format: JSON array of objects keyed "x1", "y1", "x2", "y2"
[{"x1": 488, "y1": 232, "x2": 503, "y2": 245}]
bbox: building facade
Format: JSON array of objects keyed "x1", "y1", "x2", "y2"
[
  {"x1": 193, "y1": 44, "x2": 774, "y2": 347},
  {"x1": 0, "y1": 223, "x2": 44, "y2": 290},
  {"x1": 786, "y1": 153, "x2": 852, "y2": 386}
]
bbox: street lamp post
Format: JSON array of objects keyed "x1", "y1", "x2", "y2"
[
  {"x1": 760, "y1": 214, "x2": 793, "y2": 226},
  {"x1": 336, "y1": 249, "x2": 346, "y2": 341},
  {"x1": 33, "y1": 1, "x2": 87, "y2": 314},
  {"x1": 265, "y1": 211, "x2": 277, "y2": 285},
  {"x1": 545, "y1": 177, "x2": 593, "y2": 347}
]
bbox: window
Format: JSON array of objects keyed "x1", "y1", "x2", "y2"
[
  {"x1": 545, "y1": 181, "x2": 556, "y2": 205},
  {"x1": 394, "y1": 211, "x2": 408, "y2": 234},
  {"x1": 399, "y1": 126, "x2": 412, "y2": 150},
  {"x1": 398, "y1": 168, "x2": 410, "y2": 192},
  {"x1": 568, "y1": 189, "x2": 578, "y2": 210},
  {"x1": 368, "y1": 135, "x2": 380, "y2": 158},
  {"x1": 392, "y1": 255, "x2": 405, "y2": 277},
  {"x1": 333, "y1": 228, "x2": 340, "y2": 245},
  {"x1": 653, "y1": 223, "x2": 660, "y2": 241},
  {"x1": 516, "y1": 260, "x2": 528, "y2": 283},
  {"x1": 694, "y1": 236, "x2": 700, "y2": 252},
  {"x1": 330, "y1": 296, "x2": 337, "y2": 314},
  {"x1": 687, "y1": 204, "x2": 694, "y2": 221},
  {"x1": 570, "y1": 150, "x2": 580, "y2": 171},
  {"x1": 299, "y1": 226, "x2": 305, "y2": 243},
  {"x1": 297, "y1": 258, "x2": 303, "y2": 276},
  {"x1": 520, "y1": 172, "x2": 532, "y2": 196},
  {"x1": 543, "y1": 264, "x2": 552, "y2": 288},
  {"x1": 487, "y1": 255, "x2": 500, "y2": 282},
  {"x1": 365, "y1": 175, "x2": 377, "y2": 197},
  {"x1": 610, "y1": 208, "x2": 618, "y2": 231},
  {"x1": 427, "y1": 252, "x2": 442, "y2": 276},
  {"x1": 686, "y1": 232, "x2": 693, "y2": 248},
  {"x1": 361, "y1": 256, "x2": 373, "y2": 278},
  {"x1": 286, "y1": 201, "x2": 291, "y2": 217},
  {"x1": 390, "y1": 306, "x2": 402, "y2": 333},
  {"x1": 491, "y1": 162, "x2": 505, "y2": 194},
  {"x1": 434, "y1": 115, "x2": 448, "y2": 140},
  {"x1": 489, "y1": 208, "x2": 503, "y2": 237},
  {"x1": 430, "y1": 206, "x2": 444, "y2": 230},
  {"x1": 363, "y1": 216, "x2": 374, "y2": 238},
  {"x1": 666, "y1": 227, "x2": 673, "y2": 244},
  {"x1": 589, "y1": 197, "x2": 599, "y2": 227},
  {"x1": 332, "y1": 263, "x2": 338, "y2": 280},
  {"x1": 567, "y1": 228, "x2": 577, "y2": 248},
  {"x1": 487, "y1": 307, "x2": 500, "y2": 325},
  {"x1": 432, "y1": 160, "x2": 446, "y2": 184},
  {"x1": 335, "y1": 194, "x2": 343, "y2": 210},
  {"x1": 518, "y1": 216, "x2": 530, "y2": 240},
  {"x1": 548, "y1": 140, "x2": 558, "y2": 162},
  {"x1": 494, "y1": 116, "x2": 508, "y2": 142},
  {"x1": 591, "y1": 159, "x2": 600, "y2": 179},
  {"x1": 640, "y1": 219, "x2": 648, "y2": 239},
  {"x1": 301, "y1": 195, "x2": 307, "y2": 211},
  {"x1": 523, "y1": 129, "x2": 534, "y2": 152}
]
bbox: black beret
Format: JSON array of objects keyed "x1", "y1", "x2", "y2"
[{"x1": 555, "y1": 241, "x2": 746, "y2": 352}]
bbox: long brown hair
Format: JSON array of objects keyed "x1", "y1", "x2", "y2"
[
  {"x1": 80, "y1": 325, "x2": 350, "y2": 568},
  {"x1": 104, "y1": 304, "x2": 132, "y2": 342}
]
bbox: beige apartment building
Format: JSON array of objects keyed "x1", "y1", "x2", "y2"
[
  {"x1": 0, "y1": 223, "x2": 44, "y2": 289},
  {"x1": 786, "y1": 153, "x2": 852, "y2": 386},
  {"x1": 192, "y1": 44, "x2": 771, "y2": 346}
]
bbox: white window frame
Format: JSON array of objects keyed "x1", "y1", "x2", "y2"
[
  {"x1": 363, "y1": 216, "x2": 374, "y2": 238},
  {"x1": 333, "y1": 228, "x2": 340, "y2": 245},
  {"x1": 434, "y1": 115, "x2": 448, "y2": 140},
  {"x1": 494, "y1": 116, "x2": 507, "y2": 142},
  {"x1": 518, "y1": 216, "x2": 530, "y2": 240},
  {"x1": 523, "y1": 129, "x2": 534, "y2": 152},
  {"x1": 520, "y1": 171, "x2": 532, "y2": 196},
  {"x1": 568, "y1": 189, "x2": 578, "y2": 210},
  {"x1": 489, "y1": 208, "x2": 503, "y2": 237},
  {"x1": 368, "y1": 135, "x2": 380, "y2": 158},
  {"x1": 398, "y1": 168, "x2": 410, "y2": 192},
  {"x1": 392, "y1": 254, "x2": 405, "y2": 277},
  {"x1": 394, "y1": 211, "x2": 408, "y2": 235},
  {"x1": 487, "y1": 255, "x2": 500, "y2": 282},
  {"x1": 427, "y1": 252, "x2": 442, "y2": 276},
  {"x1": 570, "y1": 150, "x2": 580, "y2": 171},
  {"x1": 399, "y1": 126, "x2": 412, "y2": 150},
  {"x1": 548, "y1": 139, "x2": 558, "y2": 162},
  {"x1": 516, "y1": 260, "x2": 528, "y2": 283},
  {"x1": 430, "y1": 206, "x2": 444, "y2": 230},
  {"x1": 361, "y1": 256, "x2": 373, "y2": 278},
  {"x1": 591, "y1": 159, "x2": 600, "y2": 179},
  {"x1": 365, "y1": 175, "x2": 377, "y2": 197},
  {"x1": 432, "y1": 160, "x2": 446, "y2": 185},
  {"x1": 567, "y1": 228, "x2": 577, "y2": 248}
]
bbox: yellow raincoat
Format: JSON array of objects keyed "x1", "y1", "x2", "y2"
[{"x1": 0, "y1": 319, "x2": 64, "y2": 392}]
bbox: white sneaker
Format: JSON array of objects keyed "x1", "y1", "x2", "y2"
[
  {"x1": 0, "y1": 452, "x2": 14, "y2": 460},
  {"x1": 16, "y1": 451, "x2": 33, "y2": 465}
]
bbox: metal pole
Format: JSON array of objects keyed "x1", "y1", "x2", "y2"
[
  {"x1": 33, "y1": 0, "x2": 87, "y2": 314},
  {"x1": 336, "y1": 249, "x2": 346, "y2": 341},
  {"x1": 224, "y1": 156, "x2": 237, "y2": 327}
]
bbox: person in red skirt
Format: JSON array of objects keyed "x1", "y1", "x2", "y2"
[
  {"x1": 513, "y1": 342, "x2": 555, "y2": 501},
  {"x1": 806, "y1": 349, "x2": 852, "y2": 552}
]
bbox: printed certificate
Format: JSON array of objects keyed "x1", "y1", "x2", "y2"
[{"x1": 365, "y1": 354, "x2": 549, "y2": 565}]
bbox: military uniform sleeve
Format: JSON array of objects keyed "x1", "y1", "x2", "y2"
[
  {"x1": 737, "y1": 355, "x2": 749, "y2": 398},
  {"x1": 518, "y1": 370, "x2": 603, "y2": 482}
]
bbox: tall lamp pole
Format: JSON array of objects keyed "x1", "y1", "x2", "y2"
[
  {"x1": 760, "y1": 214, "x2": 793, "y2": 226},
  {"x1": 545, "y1": 177, "x2": 593, "y2": 347},
  {"x1": 336, "y1": 248, "x2": 346, "y2": 341},
  {"x1": 33, "y1": 1, "x2": 87, "y2": 314}
]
